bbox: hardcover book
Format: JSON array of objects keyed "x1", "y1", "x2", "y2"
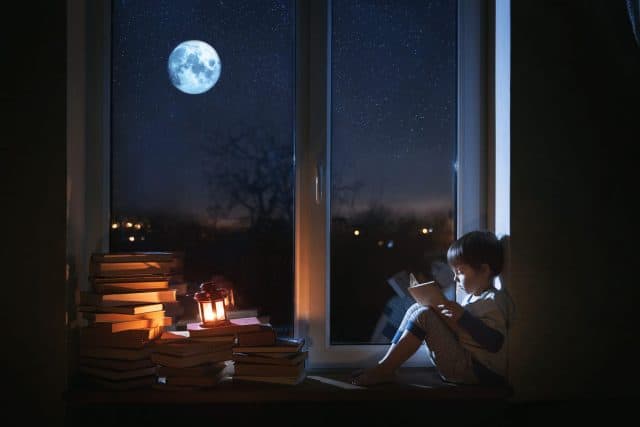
[
  {"x1": 81, "y1": 309, "x2": 166, "y2": 323},
  {"x1": 79, "y1": 289, "x2": 176, "y2": 306},
  {"x1": 186, "y1": 317, "x2": 264, "y2": 337},
  {"x1": 79, "y1": 345, "x2": 154, "y2": 361},
  {"x1": 151, "y1": 347, "x2": 233, "y2": 368},
  {"x1": 233, "y1": 337, "x2": 304, "y2": 354},
  {"x1": 407, "y1": 277, "x2": 446, "y2": 308},
  {"x1": 78, "y1": 303, "x2": 164, "y2": 315}
]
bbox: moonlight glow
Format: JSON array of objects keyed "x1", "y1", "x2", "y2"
[{"x1": 168, "y1": 40, "x2": 221, "y2": 94}]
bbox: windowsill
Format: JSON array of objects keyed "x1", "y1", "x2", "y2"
[{"x1": 64, "y1": 367, "x2": 513, "y2": 406}]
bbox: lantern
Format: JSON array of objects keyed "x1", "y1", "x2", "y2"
[{"x1": 194, "y1": 281, "x2": 228, "y2": 327}]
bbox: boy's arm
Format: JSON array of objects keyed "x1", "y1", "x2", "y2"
[
  {"x1": 457, "y1": 310, "x2": 504, "y2": 352},
  {"x1": 437, "y1": 301, "x2": 504, "y2": 352}
]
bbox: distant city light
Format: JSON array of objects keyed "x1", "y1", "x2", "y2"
[
  {"x1": 111, "y1": 223, "x2": 119, "y2": 229},
  {"x1": 125, "y1": 222, "x2": 133, "y2": 228},
  {"x1": 128, "y1": 236, "x2": 135, "y2": 242},
  {"x1": 134, "y1": 223, "x2": 142, "y2": 229},
  {"x1": 386, "y1": 240, "x2": 394, "y2": 249},
  {"x1": 421, "y1": 227, "x2": 428, "y2": 234},
  {"x1": 353, "y1": 229, "x2": 360, "y2": 236},
  {"x1": 377, "y1": 240, "x2": 384, "y2": 247},
  {"x1": 429, "y1": 227, "x2": 433, "y2": 232}
]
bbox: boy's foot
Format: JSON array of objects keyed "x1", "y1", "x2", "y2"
[{"x1": 350, "y1": 366, "x2": 395, "y2": 386}]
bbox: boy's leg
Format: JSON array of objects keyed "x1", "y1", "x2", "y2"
[
  {"x1": 417, "y1": 309, "x2": 477, "y2": 384},
  {"x1": 351, "y1": 329, "x2": 422, "y2": 386},
  {"x1": 378, "y1": 303, "x2": 424, "y2": 360},
  {"x1": 351, "y1": 305, "x2": 428, "y2": 386}
]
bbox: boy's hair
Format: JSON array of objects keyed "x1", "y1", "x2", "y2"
[{"x1": 447, "y1": 230, "x2": 504, "y2": 277}]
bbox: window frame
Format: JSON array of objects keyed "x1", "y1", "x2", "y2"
[
  {"x1": 297, "y1": 0, "x2": 491, "y2": 368},
  {"x1": 67, "y1": 0, "x2": 507, "y2": 370}
]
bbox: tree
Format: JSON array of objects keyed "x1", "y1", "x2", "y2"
[{"x1": 202, "y1": 127, "x2": 293, "y2": 231}]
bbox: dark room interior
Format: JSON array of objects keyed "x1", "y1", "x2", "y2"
[{"x1": 1, "y1": 0, "x2": 639, "y2": 425}]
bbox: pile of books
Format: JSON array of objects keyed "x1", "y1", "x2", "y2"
[
  {"x1": 231, "y1": 330, "x2": 307, "y2": 385},
  {"x1": 151, "y1": 331, "x2": 234, "y2": 391},
  {"x1": 152, "y1": 316, "x2": 268, "y2": 390},
  {"x1": 77, "y1": 252, "x2": 179, "y2": 389}
]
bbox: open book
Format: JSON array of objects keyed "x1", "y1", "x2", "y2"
[{"x1": 407, "y1": 274, "x2": 446, "y2": 307}]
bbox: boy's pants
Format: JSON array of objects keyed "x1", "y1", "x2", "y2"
[{"x1": 395, "y1": 303, "x2": 479, "y2": 384}]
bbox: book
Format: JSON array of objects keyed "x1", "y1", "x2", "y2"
[
  {"x1": 90, "y1": 252, "x2": 180, "y2": 277},
  {"x1": 80, "y1": 325, "x2": 164, "y2": 349},
  {"x1": 79, "y1": 357, "x2": 155, "y2": 371},
  {"x1": 232, "y1": 351, "x2": 308, "y2": 366},
  {"x1": 407, "y1": 277, "x2": 447, "y2": 307},
  {"x1": 80, "y1": 289, "x2": 176, "y2": 306},
  {"x1": 233, "y1": 337, "x2": 304, "y2": 354},
  {"x1": 79, "y1": 365, "x2": 157, "y2": 381},
  {"x1": 151, "y1": 347, "x2": 233, "y2": 368},
  {"x1": 233, "y1": 370, "x2": 306, "y2": 386},
  {"x1": 153, "y1": 339, "x2": 234, "y2": 357},
  {"x1": 81, "y1": 309, "x2": 165, "y2": 323},
  {"x1": 236, "y1": 327, "x2": 276, "y2": 347},
  {"x1": 233, "y1": 361, "x2": 305, "y2": 377},
  {"x1": 92, "y1": 276, "x2": 169, "y2": 293},
  {"x1": 88, "y1": 316, "x2": 171, "y2": 333},
  {"x1": 186, "y1": 317, "x2": 264, "y2": 337},
  {"x1": 187, "y1": 334, "x2": 238, "y2": 344},
  {"x1": 79, "y1": 345, "x2": 154, "y2": 361},
  {"x1": 78, "y1": 303, "x2": 164, "y2": 315}
]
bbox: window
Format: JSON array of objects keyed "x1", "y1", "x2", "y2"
[
  {"x1": 69, "y1": 0, "x2": 494, "y2": 369},
  {"x1": 329, "y1": 0, "x2": 457, "y2": 345},
  {"x1": 110, "y1": 0, "x2": 296, "y2": 336}
]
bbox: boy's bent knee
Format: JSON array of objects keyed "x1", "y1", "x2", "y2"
[{"x1": 412, "y1": 306, "x2": 444, "y2": 330}]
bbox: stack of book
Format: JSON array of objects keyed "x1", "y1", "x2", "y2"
[
  {"x1": 231, "y1": 332, "x2": 307, "y2": 385},
  {"x1": 151, "y1": 331, "x2": 235, "y2": 391},
  {"x1": 77, "y1": 252, "x2": 179, "y2": 389}
]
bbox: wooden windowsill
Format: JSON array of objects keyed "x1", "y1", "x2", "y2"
[{"x1": 64, "y1": 367, "x2": 513, "y2": 406}]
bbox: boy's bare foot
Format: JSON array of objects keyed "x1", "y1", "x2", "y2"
[{"x1": 350, "y1": 365, "x2": 395, "y2": 386}]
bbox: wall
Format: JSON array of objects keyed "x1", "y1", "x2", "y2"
[
  {"x1": 1, "y1": 1, "x2": 67, "y2": 423},
  {"x1": 509, "y1": 0, "x2": 639, "y2": 399}
]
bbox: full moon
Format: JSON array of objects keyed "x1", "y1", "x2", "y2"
[{"x1": 168, "y1": 40, "x2": 221, "y2": 95}]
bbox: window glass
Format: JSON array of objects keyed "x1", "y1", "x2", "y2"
[
  {"x1": 111, "y1": 0, "x2": 295, "y2": 335},
  {"x1": 330, "y1": 0, "x2": 457, "y2": 344}
]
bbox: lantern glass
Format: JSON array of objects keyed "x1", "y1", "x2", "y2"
[
  {"x1": 196, "y1": 296, "x2": 228, "y2": 327},
  {"x1": 215, "y1": 299, "x2": 226, "y2": 321},
  {"x1": 198, "y1": 301, "x2": 216, "y2": 325}
]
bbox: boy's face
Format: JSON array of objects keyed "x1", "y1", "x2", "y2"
[{"x1": 450, "y1": 262, "x2": 489, "y2": 295}]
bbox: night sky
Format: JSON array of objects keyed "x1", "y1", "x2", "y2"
[
  {"x1": 112, "y1": 0, "x2": 294, "y2": 225},
  {"x1": 112, "y1": 0, "x2": 456, "y2": 226}
]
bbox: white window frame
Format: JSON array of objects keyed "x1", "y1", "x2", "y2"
[{"x1": 67, "y1": 0, "x2": 509, "y2": 370}]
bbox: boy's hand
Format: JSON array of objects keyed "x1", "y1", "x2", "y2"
[{"x1": 437, "y1": 301, "x2": 464, "y2": 322}]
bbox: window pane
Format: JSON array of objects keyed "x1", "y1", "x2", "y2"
[
  {"x1": 330, "y1": 0, "x2": 457, "y2": 344},
  {"x1": 110, "y1": 0, "x2": 295, "y2": 335}
]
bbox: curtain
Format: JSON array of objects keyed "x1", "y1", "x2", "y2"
[{"x1": 627, "y1": 0, "x2": 640, "y2": 46}]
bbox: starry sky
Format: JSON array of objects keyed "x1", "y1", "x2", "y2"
[{"x1": 111, "y1": 0, "x2": 457, "y2": 226}]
